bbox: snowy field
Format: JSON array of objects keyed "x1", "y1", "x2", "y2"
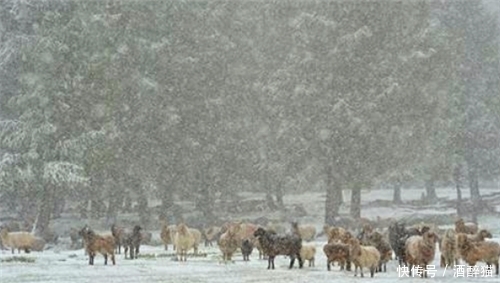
[
  {"x1": 2, "y1": 236, "x2": 500, "y2": 283},
  {"x1": 2, "y1": 187, "x2": 500, "y2": 282}
]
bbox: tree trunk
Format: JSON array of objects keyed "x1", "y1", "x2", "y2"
[
  {"x1": 324, "y1": 164, "x2": 343, "y2": 225},
  {"x1": 197, "y1": 185, "x2": 216, "y2": 224},
  {"x1": 350, "y1": 184, "x2": 361, "y2": 219},
  {"x1": 392, "y1": 181, "x2": 402, "y2": 204},
  {"x1": 106, "y1": 189, "x2": 121, "y2": 226},
  {"x1": 467, "y1": 160, "x2": 481, "y2": 224},
  {"x1": 52, "y1": 190, "x2": 65, "y2": 219},
  {"x1": 424, "y1": 179, "x2": 438, "y2": 204},
  {"x1": 158, "y1": 179, "x2": 174, "y2": 222},
  {"x1": 275, "y1": 185, "x2": 284, "y2": 209},
  {"x1": 36, "y1": 183, "x2": 54, "y2": 236},
  {"x1": 454, "y1": 165, "x2": 464, "y2": 217},
  {"x1": 137, "y1": 194, "x2": 149, "y2": 228}
]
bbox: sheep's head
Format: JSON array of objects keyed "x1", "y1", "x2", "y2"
[
  {"x1": 177, "y1": 223, "x2": 188, "y2": 235},
  {"x1": 478, "y1": 229, "x2": 493, "y2": 239},
  {"x1": 253, "y1": 227, "x2": 266, "y2": 238},
  {"x1": 78, "y1": 225, "x2": 89, "y2": 237},
  {"x1": 341, "y1": 231, "x2": 352, "y2": 244},
  {"x1": 455, "y1": 219, "x2": 465, "y2": 228},
  {"x1": 133, "y1": 225, "x2": 142, "y2": 233},
  {"x1": 422, "y1": 231, "x2": 438, "y2": 244},
  {"x1": 368, "y1": 231, "x2": 383, "y2": 242},
  {"x1": 420, "y1": 226, "x2": 431, "y2": 234},
  {"x1": 0, "y1": 226, "x2": 8, "y2": 237}
]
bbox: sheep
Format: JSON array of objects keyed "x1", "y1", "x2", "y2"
[
  {"x1": 241, "y1": 238, "x2": 253, "y2": 261},
  {"x1": 404, "y1": 231, "x2": 438, "y2": 277},
  {"x1": 348, "y1": 238, "x2": 381, "y2": 278},
  {"x1": 31, "y1": 237, "x2": 46, "y2": 252},
  {"x1": 79, "y1": 226, "x2": 116, "y2": 265},
  {"x1": 324, "y1": 225, "x2": 347, "y2": 244},
  {"x1": 291, "y1": 222, "x2": 316, "y2": 242},
  {"x1": 218, "y1": 223, "x2": 240, "y2": 262},
  {"x1": 123, "y1": 225, "x2": 142, "y2": 259},
  {"x1": 189, "y1": 228, "x2": 202, "y2": 254},
  {"x1": 174, "y1": 223, "x2": 196, "y2": 261},
  {"x1": 69, "y1": 227, "x2": 83, "y2": 249},
  {"x1": 202, "y1": 226, "x2": 221, "y2": 247},
  {"x1": 439, "y1": 228, "x2": 457, "y2": 268},
  {"x1": 300, "y1": 243, "x2": 316, "y2": 267},
  {"x1": 356, "y1": 224, "x2": 374, "y2": 246},
  {"x1": 160, "y1": 223, "x2": 173, "y2": 250},
  {"x1": 253, "y1": 227, "x2": 303, "y2": 270},
  {"x1": 455, "y1": 218, "x2": 478, "y2": 235},
  {"x1": 366, "y1": 231, "x2": 393, "y2": 272},
  {"x1": 0, "y1": 226, "x2": 36, "y2": 254},
  {"x1": 252, "y1": 234, "x2": 266, "y2": 259},
  {"x1": 467, "y1": 229, "x2": 493, "y2": 242},
  {"x1": 140, "y1": 230, "x2": 152, "y2": 245},
  {"x1": 389, "y1": 221, "x2": 429, "y2": 266},
  {"x1": 456, "y1": 233, "x2": 500, "y2": 275},
  {"x1": 323, "y1": 242, "x2": 351, "y2": 271},
  {"x1": 110, "y1": 224, "x2": 125, "y2": 254}
]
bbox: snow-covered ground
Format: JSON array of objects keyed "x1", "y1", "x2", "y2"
[
  {"x1": 2, "y1": 187, "x2": 500, "y2": 282},
  {"x1": 2, "y1": 236, "x2": 499, "y2": 283}
]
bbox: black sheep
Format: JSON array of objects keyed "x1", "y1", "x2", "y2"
[
  {"x1": 124, "y1": 225, "x2": 142, "y2": 259},
  {"x1": 253, "y1": 227, "x2": 303, "y2": 270},
  {"x1": 241, "y1": 238, "x2": 253, "y2": 261}
]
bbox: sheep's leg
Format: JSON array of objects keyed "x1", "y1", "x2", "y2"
[
  {"x1": 129, "y1": 245, "x2": 134, "y2": 260},
  {"x1": 135, "y1": 245, "x2": 139, "y2": 259},
  {"x1": 298, "y1": 253, "x2": 304, "y2": 268},
  {"x1": 289, "y1": 256, "x2": 295, "y2": 269},
  {"x1": 124, "y1": 246, "x2": 128, "y2": 259},
  {"x1": 327, "y1": 260, "x2": 331, "y2": 271},
  {"x1": 370, "y1": 267, "x2": 375, "y2": 278},
  {"x1": 346, "y1": 259, "x2": 351, "y2": 271},
  {"x1": 360, "y1": 266, "x2": 364, "y2": 278},
  {"x1": 354, "y1": 265, "x2": 358, "y2": 276},
  {"x1": 104, "y1": 254, "x2": 108, "y2": 265},
  {"x1": 267, "y1": 256, "x2": 271, "y2": 269}
]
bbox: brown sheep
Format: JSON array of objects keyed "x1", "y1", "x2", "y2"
[
  {"x1": 325, "y1": 226, "x2": 347, "y2": 244},
  {"x1": 456, "y1": 233, "x2": 500, "y2": 275},
  {"x1": 323, "y1": 242, "x2": 350, "y2": 271},
  {"x1": 348, "y1": 238, "x2": 380, "y2": 278},
  {"x1": 79, "y1": 226, "x2": 116, "y2": 265},
  {"x1": 253, "y1": 227, "x2": 303, "y2": 270},
  {"x1": 160, "y1": 223, "x2": 175, "y2": 250},
  {"x1": 110, "y1": 224, "x2": 125, "y2": 254},
  {"x1": 405, "y1": 231, "x2": 438, "y2": 277},
  {"x1": 455, "y1": 218, "x2": 478, "y2": 235}
]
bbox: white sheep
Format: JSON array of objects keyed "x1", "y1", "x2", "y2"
[
  {"x1": 0, "y1": 227, "x2": 37, "y2": 254},
  {"x1": 291, "y1": 222, "x2": 316, "y2": 242},
  {"x1": 174, "y1": 223, "x2": 196, "y2": 261},
  {"x1": 348, "y1": 238, "x2": 381, "y2": 278},
  {"x1": 300, "y1": 243, "x2": 316, "y2": 267}
]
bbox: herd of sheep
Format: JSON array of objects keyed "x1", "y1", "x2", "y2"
[{"x1": 1, "y1": 217, "x2": 499, "y2": 278}]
